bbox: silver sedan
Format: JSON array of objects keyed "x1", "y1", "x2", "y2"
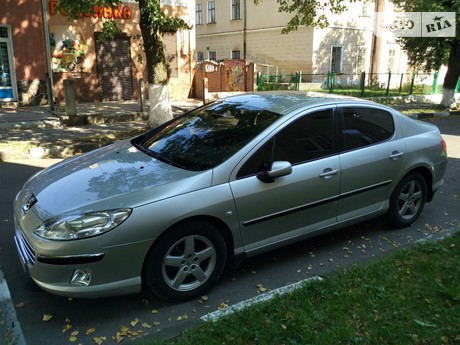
[{"x1": 13, "y1": 92, "x2": 448, "y2": 300}]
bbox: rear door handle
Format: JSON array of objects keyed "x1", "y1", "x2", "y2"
[
  {"x1": 389, "y1": 151, "x2": 404, "y2": 160},
  {"x1": 319, "y1": 168, "x2": 338, "y2": 179}
]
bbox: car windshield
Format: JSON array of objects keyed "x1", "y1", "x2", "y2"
[{"x1": 131, "y1": 100, "x2": 282, "y2": 171}]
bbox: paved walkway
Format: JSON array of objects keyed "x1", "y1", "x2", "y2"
[{"x1": 0, "y1": 99, "x2": 203, "y2": 161}]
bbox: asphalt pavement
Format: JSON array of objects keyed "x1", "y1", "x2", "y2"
[{"x1": 0, "y1": 96, "x2": 459, "y2": 344}]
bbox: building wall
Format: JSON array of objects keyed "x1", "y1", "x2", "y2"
[
  {"x1": 196, "y1": 0, "x2": 409, "y2": 79},
  {"x1": 1, "y1": 0, "x2": 195, "y2": 104},
  {"x1": 196, "y1": 0, "x2": 313, "y2": 73},
  {"x1": 1, "y1": 0, "x2": 49, "y2": 103}
]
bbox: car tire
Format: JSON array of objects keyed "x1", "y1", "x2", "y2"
[
  {"x1": 387, "y1": 172, "x2": 427, "y2": 228},
  {"x1": 143, "y1": 220, "x2": 227, "y2": 301}
]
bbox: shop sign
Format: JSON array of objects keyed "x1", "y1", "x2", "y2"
[{"x1": 49, "y1": 1, "x2": 132, "y2": 20}]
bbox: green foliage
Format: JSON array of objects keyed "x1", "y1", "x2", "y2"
[
  {"x1": 98, "y1": 20, "x2": 122, "y2": 42},
  {"x1": 139, "y1": 0, "x2": 191, "y2": 34},
  {"x1": 276, "y1": 0, "x2": 349, "y2": 33},
  {"x1": 389, "y1": 0, "x2": 460, "y2": 71}
]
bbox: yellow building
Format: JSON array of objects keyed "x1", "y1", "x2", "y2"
[{"x1": 195, "y1": 0, "x2": 408, "y2": 85}]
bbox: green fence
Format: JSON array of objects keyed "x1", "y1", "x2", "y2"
[{"x1": 257, "y1": 71, "x2": 460, "y2": 97}]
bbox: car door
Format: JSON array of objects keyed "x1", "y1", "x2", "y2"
[
  {"x1": 337, "y1": 105, "x2": 405, "y2": 221},
  {"x1": 229, "y1": 107, "x2": 341, "y2": 254}
]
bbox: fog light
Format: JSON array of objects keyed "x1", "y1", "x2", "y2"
[{"x1": 70, "y1": 269, "x2": 91, "y2": 286}]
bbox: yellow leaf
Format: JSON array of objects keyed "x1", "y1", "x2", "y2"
[
  {"x1": 43, "y1": 314, "x2": 53, "y2": 322},
  {"x1": 142, "y1": 323, "x2": 152, "y2": 328},
  {"x1": 94, "y1": 336, "x2": 106, "y2": 345},
  {"x1": 120, "y1": 325, "x2": 129, "y2": 333},
  {"x1": 70, "y1": 331, "x2": 78, "y2": 336},
  {"x1": 62, "y1": 324, "x2": 72, "y2": 333},
  {"x1": 177, "y1": 316, "x2": 183, "y2": 321},
  {"x1": 130, "y1": 319, "x2": 139, "y2": 327},
  {"x1": 151, "y1": 309, "x2": 159, "y2": 314},
  {"x1": 85, "y1": 328, "x2": 96, "y2": 335},
  {"x1": 68, "y1": 336, "x2": 77, "y2": 342},
  {"x1": 201, "y1": 295, "x2": 209, "y2": 301},
  {"x1": 114, "y1": 333, "x2": 125, "y2": 343}
]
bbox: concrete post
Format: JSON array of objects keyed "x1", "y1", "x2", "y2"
[
  {"x1": 46, "y1": 75, "x2": 55, "y2": 110},
  {"x1": 203, "y1": 77, "x2": 208, "y2": 104},
  {"x1": 63, "y1": 79, "x2": 77, "y2": 116},
  {"x1": 139, "y1": 78, "x2": 146, "y2": 112}
]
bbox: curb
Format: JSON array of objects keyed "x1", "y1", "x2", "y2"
[{"x1": 0, "y1": 271, "x2": 26, "y2": 345}]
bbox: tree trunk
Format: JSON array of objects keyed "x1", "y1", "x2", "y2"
[
  {"x1": 441, "y1": 38, "x2": 460, "y2": 108},
  {"x1": 139, "y1": 0, "x2": 173, "y2": 127}
]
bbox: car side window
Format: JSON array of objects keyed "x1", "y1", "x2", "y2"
[
  {"x1": 341, "y1": 107, "x2": 394, "y2": 151},
  {"x1": 237, "y1": 109, "x2": 335, "y2": 178}
]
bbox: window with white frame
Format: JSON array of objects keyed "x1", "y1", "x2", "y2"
[
  {"x1": 356, "y1": 46, "x2": 366, "y2": 73},
  {"x1": 361, "y1": 0, "x2": 369, "y2": 16},
  {"x1": 231, "y1": 0, "x2": 240, "y2": 20},
  {"x1": 196, "y1": 3, "x2": 203, "y2": 25},
  {"x1": 231, "y1": 50, "x2": 240, "y2": 59},
  {"x1": 330, "y1": 46, "x2": 342, "y2": 73},
  {"x1": 207, "y1": 1, "x2": 216, "y2": 23},
  {"x1": 388, "y1": 49, "x2": 396, "y2": 72},
  {"x1": 208, "y1": 51, "x2": 217, "y2": 61},
  {"x1": 197, "y1": 51, "x2": 204, "y2": 62}
]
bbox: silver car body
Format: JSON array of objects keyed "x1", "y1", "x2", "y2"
[{"x1": 13, "y1": 92, "x2": 447, "y2": 298}]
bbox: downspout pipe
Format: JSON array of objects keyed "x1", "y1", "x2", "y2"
[{"x1": 41, "y1": 0, "x2": 55, "y2": 109}]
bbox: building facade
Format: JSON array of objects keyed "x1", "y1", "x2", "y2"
[
  {"x1": 195, "y1": 0, "x2": 408, "y2": 82},
  {"x1": 1, "y1": 0, "x2": 196, "y2": 105}
]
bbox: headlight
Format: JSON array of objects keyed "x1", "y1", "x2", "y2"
[{"x1": 33, "y1": 209, "x2": 132, "y2": 240}]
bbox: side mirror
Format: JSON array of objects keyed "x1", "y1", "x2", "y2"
[{"x1": 257, "y1": 161, "x2": 292, "y2": 183}]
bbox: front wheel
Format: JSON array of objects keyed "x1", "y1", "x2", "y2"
[
  {"x1": 143, "y1": 221, "x2": 227, "y2": 301},
  {"x1": 387, "y1": 172, "x2": 427, "y2": 228}
]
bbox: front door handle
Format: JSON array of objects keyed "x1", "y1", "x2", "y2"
[
  {"x1": 389, "y1": 151, "x2": 404, "y2": 160},
  {"x1": 319, "y1": 168, "x2": 338, "y2": 179}
]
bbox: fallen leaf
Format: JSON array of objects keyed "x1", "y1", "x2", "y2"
[
  {"x1": 142, "y1": 323, "x2": 152, "y2": 328},
  {"x1": 42, "y1": 314, "x2": 53, "y2": 322},
  {"x1": 85, "y1": 328, "x2": 96, "y2": 335},
  {"x1": 15, "y1": 301, "x2": 29, "y2": 308},
  {"x1": 201, "y1": 295, "x2": 209, "y2": 301},
  {"x1": 152, "y1": 321, "x2": 161, "y2": 326},
  {"x1": 130, "y1": 319, "x2": 139, "y2": 327},
  {"x1": 114, "y1": 332, "x2": 125, "y2": 343},
  {"x1": 70, "y1": 331, "x2": 78, "y2": 336},
  {"x1": 94, "y1": 336, "x2": 106, "y2": 345},
  {"x1": 151, "y1": 309, "x2": 159, "y2": 314},
  {"x1": 68, "y1": 335, "x2": 77, "y2": 342},
  {"x1": 62, "y1": 324, "x2": 72, "y2": 333}
]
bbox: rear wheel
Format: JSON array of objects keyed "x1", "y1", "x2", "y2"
[
  {"x1": 387, "y1": 172, "x2": 427, "y2": 228},
  {"x1": 143, "y1": 221, "x2": 227, "y2": 301}
]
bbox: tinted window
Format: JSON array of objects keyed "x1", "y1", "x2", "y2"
[
  {"x1": 341, "y1": 107, "x2": 394, "y2": 150},
  {"x1": 131, "y1": 100, "x2": 282, "y2": 171},
  {"x1": 238, "y1": 109, "x2": 335, "y2": 178}
]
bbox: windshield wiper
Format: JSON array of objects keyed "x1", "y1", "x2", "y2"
[{"x1": 131, "y1": 141, "x2": 188, "y2": 170}]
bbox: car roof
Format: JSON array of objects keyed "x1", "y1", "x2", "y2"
[{"x1": 220, "y1": 91, "x2": 376, "y2": 116}]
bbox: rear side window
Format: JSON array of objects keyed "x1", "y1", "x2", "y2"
[{"x1": 341, "y1": 107, "x2": 394, "y2": 151}]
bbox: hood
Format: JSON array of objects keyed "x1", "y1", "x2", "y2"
[{"x1": 18, "y1": 140, "x2": 211, "y2": 218}]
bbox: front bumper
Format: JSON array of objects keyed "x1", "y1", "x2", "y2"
[{"x1": 13, "y1": 224, "x2": 149, "y2": 298}]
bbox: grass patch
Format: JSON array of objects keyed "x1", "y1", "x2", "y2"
[{"x1": 156, "y1": 232, "x2": 459, "y2": 345}]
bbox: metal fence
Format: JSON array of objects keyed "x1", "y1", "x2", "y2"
[{"x1": 257, "y1": 71, "x2": 460, "y2": 97}]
